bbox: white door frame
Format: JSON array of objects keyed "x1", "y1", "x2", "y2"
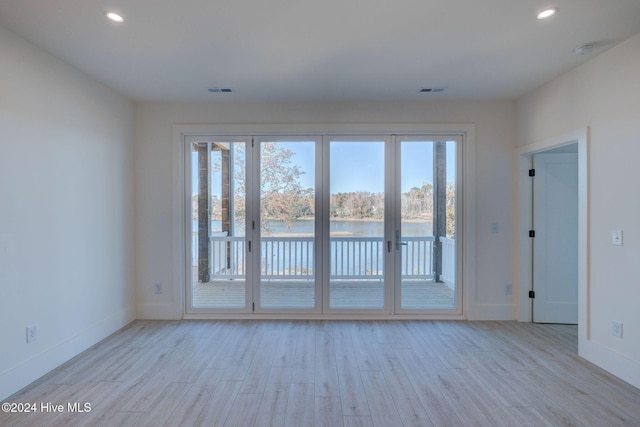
[
  {"x1": 174, "y1": 123, "x2": 475, "y2": 320},
  {"x1": 515, "y1": 128, "x2": 589, "y2": 334}
]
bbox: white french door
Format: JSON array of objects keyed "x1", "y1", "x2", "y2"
[
  {"x1": 323, "y1": 136, "x2": 394, "y2": 314},
  {"x1": 186, "y1": 136, "x2": 253, "y2": 313},
  {"x1": 252, "y1": 136, "x2": 322, "y2": 313},
  {"x1": 394, "y1": 136, "x2": 462, "y2": 314},
  {"x1": 185, "y1": 133, "x2": 461, "y2": 315}
]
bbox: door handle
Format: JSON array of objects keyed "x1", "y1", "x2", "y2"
[{"x1": 395, "y1": 230, "x2": 408, "y2": 250}]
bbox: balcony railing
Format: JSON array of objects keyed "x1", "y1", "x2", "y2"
[
  {"x1": 330, "y1": 237, "x2": 385, "y2": 279},
  {"x1": 193, "y1": 233, "x2": 455, "y2": 282},
  {"x1": 439, "y1": 236, "x2": 455, "y2": 285}
]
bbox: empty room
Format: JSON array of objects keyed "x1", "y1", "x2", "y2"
[{"x1": 1, "y1": 0, "x2": 639, "y2": 425}]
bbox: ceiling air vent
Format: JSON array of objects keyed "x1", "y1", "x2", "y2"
[
  {"x1": 419, "y1": 87, "x2": 446, "y2": 93},
  {"x1": 207, "y1": 87, "x2": 234, "y2": 93}
]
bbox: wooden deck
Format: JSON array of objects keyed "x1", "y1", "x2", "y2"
[{"x1": 193, "y1": 280, "x2": 455, "y2": 310}]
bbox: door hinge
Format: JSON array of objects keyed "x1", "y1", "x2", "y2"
[
  {"x1": 529, "y1": 169, "x2": 535, "y2": 177},
  {"x1": 529, "y1": 230, "x2": 535, "y2": 238},
  {"x1": 252, "y1": 221, "x2": 255, "y2": 230},
  {"x1": 252, "y1": 302, "x2": 255, "y2": 311},
  {"x1": 248, "y1": 241, "x2": 252, "y2": 252},
  {"x1": 529, "y1": 290, "x2": 535, "y2": 299},
  {"x1": 251, "y1": 138, "x2": 255, "y2": 148}
]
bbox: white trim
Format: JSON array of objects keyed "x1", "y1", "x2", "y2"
[
  {"x1": 137, "y1": 303, "x2": 182, "y2": 320},
  {"x1": 0, "y1": 307, "x2": 134, "y2": 401},
  {"x1": 466, "y1": 304, "x2": 515, "y2": 321},
  {"x1": 514, "y1": 128, "x2": 588, "y2": 330},
  {"x1": 580, "y1": 339, "x2": 640, "y2": 390},
  {"x1": 172, "y1": 126, "x2": 187, "y2": 319},
  {"x1": 173, "y1": 123, "x2": 476, "y2": 319},
  {"x1": 462, "y1": 127, "x2": 477, "y2": 319},
  {"x1": 183, "y1": 313, "x2": 466, "y2": 321}
]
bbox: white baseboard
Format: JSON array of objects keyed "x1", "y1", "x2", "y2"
[
  {"x1": 467, "y1": 303, "x2": 515, "y2": 321},
  {"x1": 0, "y1": 307, "x2": 134, "y2": 401},
  {"x1": 183, "y1": 313, "x2": 467, "y2": 321},
  {"x1": 137, "y1": 303, "x2": 183, "y2": 320},
  {"x1": 580, "y1": 339, "x2": 640, "y2": 390}
]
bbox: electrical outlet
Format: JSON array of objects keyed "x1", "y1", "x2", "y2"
[
  {"x1": 612, "y1": 321, "x2": 623, "y2": 339},
  {"x1": 505, "y1": 284, "x2": 512, "y2": 295},
  {"x1": 154, "y1": 283, "x2": 163, "y2": 295},
  {"x1": 26, "y1": 325, "x2": 38, "y2": 343}
]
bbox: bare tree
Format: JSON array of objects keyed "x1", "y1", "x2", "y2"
[
  {"x1": 259, "y1": 143, "x2": 306, "y2": 228},
  {"x1": 215, "y1": 142, "x2": 309, "y2": 234}
]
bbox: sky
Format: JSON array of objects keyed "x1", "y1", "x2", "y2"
[
  {"x1": 192, "y1": 139, "x2": 457, "y2": 197},
  {"x1": 279, "y1": 140, "x2": 456, "y2": 193}
]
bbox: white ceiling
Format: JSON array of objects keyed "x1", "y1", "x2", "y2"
[{"x1": 1, "y1": 0, "x2": 639, "y2": 102}]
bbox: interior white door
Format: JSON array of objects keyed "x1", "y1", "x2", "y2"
[{"x1": 532, "y1": 152, "x2": 578, "y2": 324}]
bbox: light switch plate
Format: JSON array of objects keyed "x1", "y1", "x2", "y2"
[{"x1": 612, "y1": 229, "x2": 623, "y2": 246}]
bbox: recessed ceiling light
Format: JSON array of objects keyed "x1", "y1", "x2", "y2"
[
  {"x1": 537, "y1": 8, "x2": 558, "y2": 20},
  {"x1": 574, "y1": 43, "x2": 595, "y2": 55},
  {"x1": 105, "y1": 11, "x2": 125, "y2": 24}
]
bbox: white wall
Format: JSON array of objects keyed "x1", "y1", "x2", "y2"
[
  {"x1": 517, "y1": 33, "x2": 640, "y2": 388},
  {"x1": 0, "y1": 25, "x2": 135, "y2": 400},
  {"x1": 134, "y1": 100, "x2": 516, "y2": 320}
]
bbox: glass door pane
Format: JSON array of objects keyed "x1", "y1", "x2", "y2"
[
  {"x1": 189, "y1": 140, "x2": 248, "y2": 310},
  {"x1": 257, "y1": 140, "x2": 317, "y2": 309},
  {"x1": 398, "y1": 139, "x2": 457, "y2": 311},
  {"x1": 328, "y1": 140, "x2": 387, "y2": 310}
]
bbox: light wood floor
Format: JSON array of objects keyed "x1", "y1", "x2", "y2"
[{"x1": 2, "y1": 320, "x2": 640, "y2": 426}]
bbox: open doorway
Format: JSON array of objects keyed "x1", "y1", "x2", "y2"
[{"x1": 515, "y1": 128, "x2": 588, "y2": 334}]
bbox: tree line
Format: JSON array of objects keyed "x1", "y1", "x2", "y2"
[{"x1": 193, "y1": 142, "x2": 455, "y2": 237}]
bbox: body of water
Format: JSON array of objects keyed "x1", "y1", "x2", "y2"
[{"x1": 194, "y1": 219, "x2": 433, "y2": 237}]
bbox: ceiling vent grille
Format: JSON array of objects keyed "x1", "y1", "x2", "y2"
[
  {"x1": 419, "y1": 87, "x2": 446, "y2": 93},
  {"x1": 207, "y1": 87, "x2": 234, "y2": 93}
]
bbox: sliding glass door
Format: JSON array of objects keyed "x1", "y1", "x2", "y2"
[{"x1": 185, "y1": 133, "x2": 461, "y2": 315}]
